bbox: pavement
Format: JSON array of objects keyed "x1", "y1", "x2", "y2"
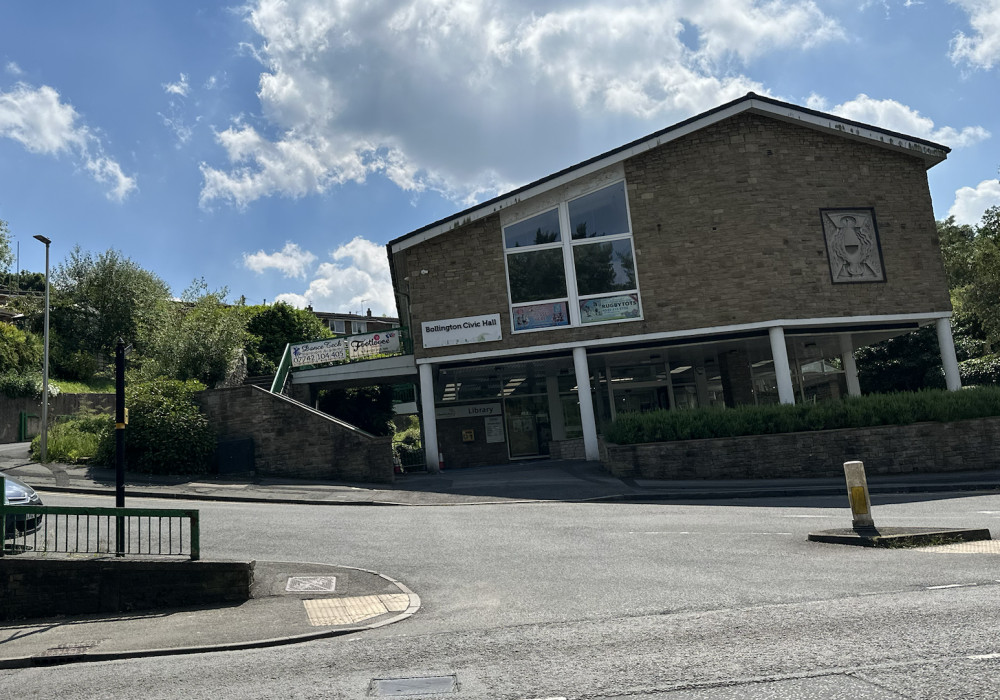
[{"x1": 2, "y1": 442, "x2": 998, "y2": 667}]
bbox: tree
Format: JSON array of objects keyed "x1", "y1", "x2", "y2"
[
  {"x1": 245, "y1": 302, "x2": 331, "y2": 375},
  {"x1": 50, "y1": 246, "x2": 171, "y2": 359},
  {"x1": 146, "y1": 280, "x2": 250, "y2": 388}
]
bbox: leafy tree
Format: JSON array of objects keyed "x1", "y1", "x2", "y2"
[
  {"x1": 147, "y1": 280, "x2": 250, "y2": 388},
  {"x1": 960, "y1": 206, "x2": 1000, "y2": 350},
  {"x1": 245, "y1": 302, "x2": 331, "y2": 375},
  {"x1": 50, "y1": 246, "x2": 171, "y2": 359}
]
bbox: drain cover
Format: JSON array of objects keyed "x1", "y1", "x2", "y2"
[
  {"x1": 286, "y1": 576, "x2": 337, "y2": 592},
  {"x1": 371, "y1": 675, "x2": 457, "y2": 696}
]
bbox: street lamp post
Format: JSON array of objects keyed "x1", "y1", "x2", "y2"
[{"x1": 33, "y1": 235, "x2": 51, "y2": 463}]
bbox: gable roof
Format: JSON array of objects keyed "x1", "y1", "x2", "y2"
[{"x1": 389, "y1": 92, "x2": 950, "y2": 254}]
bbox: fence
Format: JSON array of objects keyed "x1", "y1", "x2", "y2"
[{"x1": 1, "y1": 478, "x2": 200, "y2": 560}]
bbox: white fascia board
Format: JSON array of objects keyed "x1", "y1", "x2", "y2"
[
  {"x1": 746, "y1": 99, "x2": 949, "y2": 167},
  {"x1": 413, "y1": 311, "x2": 952, "y2": 366}
]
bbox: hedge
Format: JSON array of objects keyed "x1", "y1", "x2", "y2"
[{"x1": 604, "y1": 387, "x2": 1000, "y2": 445}]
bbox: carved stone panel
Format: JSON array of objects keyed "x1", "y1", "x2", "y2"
[{"x1": 820, "y1": 208, "x2": 886, "y2": 284}]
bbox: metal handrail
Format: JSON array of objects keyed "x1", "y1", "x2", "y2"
[
  {"x1": 270, "y1": 342, "x2": 293, "y2": 394},
  {"x1": 1, "y1": 487, "x2": 200, "y2": 561}
]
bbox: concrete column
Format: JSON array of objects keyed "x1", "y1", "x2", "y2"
[
  {"x1": 573, "y1": 346, "x2": 600, "y2": 461},
  {"x1": 936, "y1": 317, "x2": 962, "y2": 392},
  {"x1": 418, "y1": 362, "x2": 440, "y2": 473},
  {"x1": 769, "y1": 326, "x2": 796, "y2": 405},
  {"x1": 839, "y1": 334, "x2": 861, "y2": 397},
  {"x1": 604, "y1": 359, "x2": 617, "y2": 421},
  {"x1": 546, "y1": 374, "x2": 566, "y2": 441}
]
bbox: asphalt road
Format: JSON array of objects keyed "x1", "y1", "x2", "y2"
[{"x1": 2, "y1": 490, "x2": 999, "y2": 699}]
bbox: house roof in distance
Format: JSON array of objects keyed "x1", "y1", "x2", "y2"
[{"x1": 389, "y1": 92, "x2": 950, "y2": 255}]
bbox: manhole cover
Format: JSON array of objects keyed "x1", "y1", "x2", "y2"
[
  {"x1": 286, "y1": 576, "x2": 337, "y2": 592},
  {"x1": 371, "y1": 675, "x2": 457, "y2": 696}
]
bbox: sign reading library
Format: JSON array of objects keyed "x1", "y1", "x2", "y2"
[{"x1": 422, "y1": 314, "x2": 502, "y2": 348}]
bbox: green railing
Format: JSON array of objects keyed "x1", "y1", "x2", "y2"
[{"x1": 2, "y1": 483, "x2": 200, "y2": 560}]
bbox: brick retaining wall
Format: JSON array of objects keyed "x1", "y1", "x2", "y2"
[
  {"x1": 195, "y1": 386, "x2": 394, "y2": 483},
  {"x1": 600, "y1": 417, "x2": 1000, "y2": 479},
  {"x1": 0, "y1": 558, "x2": 252, "y2": 620}
]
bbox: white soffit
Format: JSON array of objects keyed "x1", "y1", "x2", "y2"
[{"x1": 389, "y1": 94, "x2": 948, "y2": 255}]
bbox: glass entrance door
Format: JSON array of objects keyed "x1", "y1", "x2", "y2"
[{"x1": 504, "y1": 395, "x2": 551, "y2": 458}]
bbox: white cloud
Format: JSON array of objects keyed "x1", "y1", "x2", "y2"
[
  {"x1": 243, "y1": 241, "x2": 318, "y2": 278},
  {"x1": 824, "y1": 94, "x2": 990, "y2": 149},
  {"x1": 5, "y1": 62, "x2": 23, "y2": 76},
  {"x1": 199, "y1": 0, "x2": 846, "y2": 207},
  {"x1": 163, "y1": 73, "x2": 190, "y2": 97},
  {"x1": 272, "y1": 236, "x2": 394, "y2": 315},
  {"x1": 949, "y1": 0, "x2": 1000, "y2": 69},
  {"x1": 0, "y1": 82, "x2": 136, "y2": 201},
  {"x1": 949, "y1": 179, "x2": 1000, "y2": 225}
]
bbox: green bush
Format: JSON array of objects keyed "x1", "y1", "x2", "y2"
[
  {"x1": 0, "y1": 371, "x2": 42, "y2": 398},
  {"x1": 94, "y1": 377, "x2": 215, "y2": 474},
  {"x1": 604, "y1": 387, "x2": 1000, "y2": 444},
  {"x1": 30, "y1": 409, "x2": 110, "y2": 464},
  {"x1": 0, "y1": 322, "x2": 42, "y2": 372},
  {"x1": 959, "y1": 353, "x2": 1000, "y2": 387}
]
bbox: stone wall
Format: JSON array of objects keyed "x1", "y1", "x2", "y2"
[
  {"x1": 600, "y1": 417, "x2": 1000, "y2": 479},
  {"x1": 398, "y1": 112, "x2": 950, "y2": 361},
  {"x1": 549, "y1": 438, "x2": 586, "y2": 461},
  {"x1": 0, "y1": 394, "x2": 115, "y2": 443},
  {"x1": 0, "y1": 558, "x2": 252, "y2": 620},
  {"x1": 195, "y1": 385, "x2": 394, "y2": 483}
]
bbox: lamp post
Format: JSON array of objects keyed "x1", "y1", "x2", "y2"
[{"x1": 33, "y1": 235, "x2": 51, "y2": 463}]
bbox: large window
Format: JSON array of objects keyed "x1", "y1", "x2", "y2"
[{"x1": 503, "y1": 181, "x2": 641, "y2": 332}]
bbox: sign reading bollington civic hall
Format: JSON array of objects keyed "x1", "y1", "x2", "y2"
[{"x1": 422, "y1": 313, "x2": 502, "y2": 349}]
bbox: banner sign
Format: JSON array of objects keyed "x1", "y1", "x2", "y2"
[
  {"x1": 422, "y1": 314, "x2": 502, "y2": 348},
  {"x1": 290, "y1": 330, "x2": 400, "y2": 366},
  {"x1": 291, "y1": 338, "x2": 347, "y2": 367},
  {"x1": 579, "y1": 293, "x2": 640, "y2": 324},
  {"x1": 348, "y1": 330, "x2": 400, "y2": 360},
  {"x1": 512, "y1": 302, "x2": 570, "y2": 331},
  {"x1": 436, "y1": 403, "x2": 502, "y2": 419}
]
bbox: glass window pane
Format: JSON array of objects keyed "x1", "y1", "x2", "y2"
[
  {"x1": 508, "y1": 248, "x2": 567, "y2": 303},
  {"x1": 504, "y1": 208, "x2": 561, "y2": 248},
  {"x1": 573, "y1": 239, "x2": 636, "y2": 295},
  {"x1": 569, "y1": 181, "x2": 629, "y2": 240}
]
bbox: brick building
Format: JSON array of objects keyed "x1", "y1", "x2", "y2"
[{"x1": 381, "y1": 92, "x2": 959, "y2": 469}]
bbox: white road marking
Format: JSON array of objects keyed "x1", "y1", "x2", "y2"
[
  {"x1": 926, "y1": 583, "x2": 978, "y2": 590},
  {"x1": 968, "y1": 653, "x2": 1000, "y2": 660}
]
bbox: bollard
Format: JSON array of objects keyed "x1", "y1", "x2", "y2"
[{"x1": 843, "y1": 460, "x2": 875, "y2": 530}]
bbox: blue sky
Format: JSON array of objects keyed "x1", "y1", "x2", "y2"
[{"x1": 1, "y1": 1, "x2": 998, "y2": 316}]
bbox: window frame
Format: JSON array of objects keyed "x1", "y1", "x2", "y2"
[{"x1": 502, "y1": 179, "x2": 643, "y2": 334}]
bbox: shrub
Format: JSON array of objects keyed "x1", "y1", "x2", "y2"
[
  {"x1": 604, "y1": 386, "x2": 1000, "y2": 444},
  {"x1": 30, "y1": 409, "x2": 110, "y2": 464},
  {"x1": 959, "y1": 353, "x2": 1000, "y2": 387},
  {"x1": 94, "y1": 377, "x2": 215, "y2": 474},
  {"x1": 0, "y1": 322, "x2": 42, "y2": 372},
  {"x1": 0, "y1": 371, "x2": 60, "y2": 399}
]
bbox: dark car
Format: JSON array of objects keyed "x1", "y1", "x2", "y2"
[{"x1": 3, "y1": 474, "x2": 44, "y2": 538}]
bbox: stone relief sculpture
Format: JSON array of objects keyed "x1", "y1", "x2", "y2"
[{"x1": 821, "y1": 208, "x2": 885, "y2": 283}]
